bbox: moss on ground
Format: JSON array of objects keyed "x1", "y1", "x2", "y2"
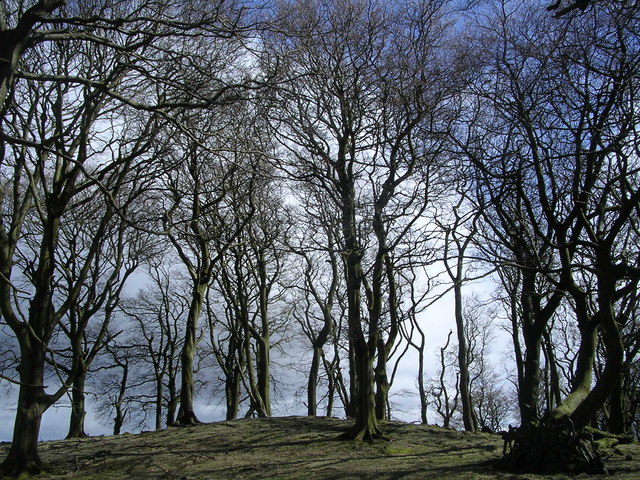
[{"x1": 1, "y1": 417, "x2": 638, "y2": 479}]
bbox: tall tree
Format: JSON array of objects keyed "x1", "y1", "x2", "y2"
[
  {"x1": 286, "y1": 184, "x2": 343, "y2": 417},
  {"x1": 162, "y1": 97, "x2": 273, "y2": 424},
  {"x1": 264, "y1": 0, "x2": 461, "y2": 439},
  {"x1": 0, "y1": 0, "x2": 252, "y2": 473},
  {"x1": 463, "y1": 0, "x2": 640, "y2": 433},
  {"x1": 118, "y1": 254, "x2": 187, "y2": 430}
]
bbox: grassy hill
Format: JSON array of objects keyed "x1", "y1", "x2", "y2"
[{"x1": 3, "y1": 416, "x2": 639, "y2": 479}]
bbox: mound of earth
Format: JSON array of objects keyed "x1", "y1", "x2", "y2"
[{"x1": 2, "y1": 416, "x2": 639, "y2": 479}]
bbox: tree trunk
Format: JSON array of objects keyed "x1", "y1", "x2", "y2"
[
  {"x1": 166, "y1": 369, "x2": 178, "y2": 426},
  {"x1": 2, "y1": 347, "x2": 48, "y2": 476},
  {"x1": 341, "y1": 338, "x2": 383, "y2": 441},
  {"x1": 176, "y1": 282, "x2": 207, "y2": 425},
  {"x1": 374, "y1": 338, "x2": 390, "y2": 421},
  {"x1": 325, "y1": 354, "x2": 335, "y2": 417},
  {"x1": 570, "y1": 305, "x2": 624, "y2": 430},
  {"x1": 225, "y1": 366, "x2": 241, "y2": 420},
  {"x1": 256, "y1": 260, "x2": 271, "y2": 417},
  {"x1": 518, "y1": 273, "x2": 544, "y2": 425},
  {"x1": 542, "y1": 327, "x2": 562, "y2": 411},
  {"x1": 454, "y1": 280, "x2": 478, "y2": 432},
  {"x1": 113, "y1": 359, "x2": 129, "y2": 435},
  {"x1": 155, "y1": 378, "x2": 163, "y2": 430},
  {"x1": 66, "y1": 367, "x2": 88, "y2": 439},
  {"x1": 551, "y1": 321, "x2": 597, "y2": 420},
  {"x1": 519, "y1": 334, "x2": 542, "y2": 424},
  {"x1": 607, "y1": 376, "x2": 625, "y2": 435},
  {"x1": 418, "y1": 335, "x2": 428, "y2": 425},
  {"x1": 308, "y1": 346, "x2": 321, "y2": 416},
  {"x1": 340, "y1": 248, "x2": 382, "y2": 440},
  {"x1": 347, "y1": 340, "x2": 358, "y2": 418},
  {"x1": 0, "y1": 0, "x2": 66, "y2": 109}
]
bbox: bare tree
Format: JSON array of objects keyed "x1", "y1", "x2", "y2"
[
  {"x1": 206, "y1": 172, "x2": 288, "y2": 419},
  {"x1": 118, "y1": 254, "x2": 188, "y2": 429},
  {"x1": 428, "y1": 331, "x2": 460, "y2": 428},
  {"x1": 285, "y1": 184, "x2": 344, "y2": 417},
  {"x1": 459, "y1": 0, "x2": 640, "y2": 471},
  {"x1": 264, "y1": 0, "x2": 462, "y2": 440},
  {"x1": 0, "y1": 0, "x2": 256, "y2": 473}
]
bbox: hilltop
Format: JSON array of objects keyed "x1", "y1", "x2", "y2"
[{"x1": 2, "y1": 417, "x2": 639, "y2": 479}]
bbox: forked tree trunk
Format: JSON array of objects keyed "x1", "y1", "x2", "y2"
[
  {"x1": 339, "y1": 248, "x2": 383, "y2": 440},
  {"x1": 569, "y1": 308, "x2": 624, "y2": 430},
  {"x1": 341, "y1": 338, "x2": 383, "y2": 441}
]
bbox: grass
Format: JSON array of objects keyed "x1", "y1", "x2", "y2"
[{"x1": 2, "y1": 416, "x2": 639, "y2": 479}]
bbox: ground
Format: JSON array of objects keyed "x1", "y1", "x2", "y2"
[{"x1": 1, "y1": 416, "x2": 639, "y2": 479}]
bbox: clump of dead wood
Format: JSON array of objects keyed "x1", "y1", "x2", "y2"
[{"x1": 496, "y1": 417, "x2": 609, "y2": 474}]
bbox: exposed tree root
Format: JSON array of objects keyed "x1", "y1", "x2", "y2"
[
  {"x1": 175, "y1": 410, "x2": 201, "y2": 426},
  {"x1": 338, "y1": 422, "x2": 390, "y2": 442},
  {"x1": 496, "y1": 417, "x2": 608, "y2": 475},
  {"x1": 1, "y1": 455, "x2": 47, "y2": 478}
]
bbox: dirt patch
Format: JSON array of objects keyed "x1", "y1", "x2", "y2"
[{"x1": 3, "y1": 417, "x2": 639, "y2": 479}]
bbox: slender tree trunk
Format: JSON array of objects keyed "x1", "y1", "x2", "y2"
[
  {"x1": 453, "y1": 280, "x2": 477, "y2": 432},
  {"x1": 256, "y1": 338, "x2": 271, "y2": 417},
  {"x1": 176, "y1": 282, "x2": 207, "y2": 425},
  {"x1": 418, "y1": 334, "x2": 428, "y2": 425},
  {"x1": 113, "y1": 359, "x2": 129, "y2": 435},
  {"x1": 373, "y1": 254, "x2": 400, "y2": 422},
  {"x1": 508, "y1": 287, "x2": 525, "y2": 394},
  {"x1": 325, "y1": 354, "x2": 335, "y2": 417},
  {"x1": 347, "y1": 340, "x2": 358, "y2": 418},
  {"x1": 243, "y1": 324, "x2": 267, "y2": 417},
  {"x1": 225, "y1": 366, "x2": 241, "y2": 420},
  {"x1": 518, "y1": 271, "x2": 544, "y2": 425},
  {"x1": 257, "y1": 260, "x2": 271, "y2": 417},
  {"x1": 155, "y1": 378, "x2": 163, "y2": 430},
  {"x1": 308, "y1": 346, "x2": 321, "y2": 416},
  {"x1": 374, "y1": 339, "x2": 390, "y2": 421},
  {"x1": 542, "y1": 328, "x2": 562, "y2": 412},
  {"x1": 67, "y1": 366, "x2": 88, "y2": 439},
  {"x1": 166, "y1": 368, "x2": 178, "y2": 426}
]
